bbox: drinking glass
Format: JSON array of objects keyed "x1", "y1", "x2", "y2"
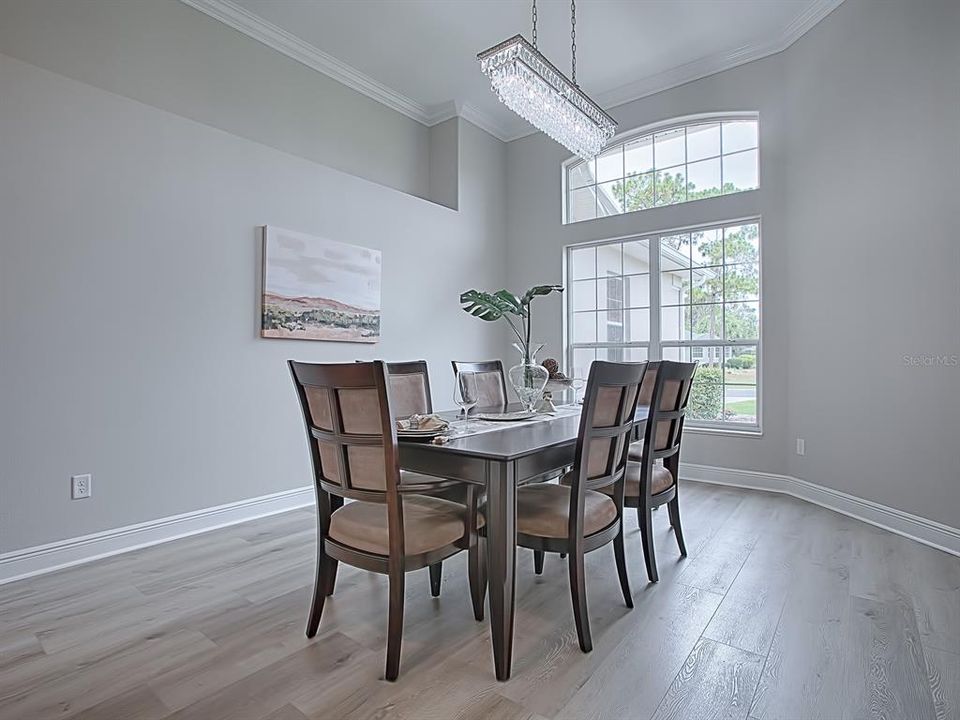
[
  {"x1": 570, "y1": 368, "x2": 587, "y2": 405},
  {"x1": 454, "y1": 371, "x2": 479, "y2": 417}
]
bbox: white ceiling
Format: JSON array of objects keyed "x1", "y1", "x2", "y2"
[{"x1": 185, "y1": 0, "x2": 843, "y2": 140}]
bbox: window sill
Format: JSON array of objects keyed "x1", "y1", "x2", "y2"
[{"x1": 685, "y1": 426, "x2": 763, "y2": 439}]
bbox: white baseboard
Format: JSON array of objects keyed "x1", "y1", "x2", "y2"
[
  {"x1": 3, "y1": 465, "x2": 958, "y2": 586},
  {"x1": 0, "y1": 486, "x2": 314, "y2": 585},
  {"x1": 680, "y1": 463, "x2": 960, "y2": 557}
]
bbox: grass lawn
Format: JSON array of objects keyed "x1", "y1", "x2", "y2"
[
  {"x1": 724, "y1": 398, "x2": 756, "y2": 416},
  {"x1": 724, "y1": 368, "x2": 756, "y2": 384}
]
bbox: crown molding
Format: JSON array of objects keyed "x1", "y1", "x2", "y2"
[
  {"x1": 419, "y1": 100, "x2": 513, "y2": 141},
  {"x1": 459, "y1": 103, "x2": 516, "y2": 141},
  {"x1": 179, "y1": 0, "x2": 844, "y2": 145},
  {"x1": 178, "y1": 0, "x2": 431, "y2": 123},
  {"x1": 179, "y1": 0, "x2": 515, "y2": 141}
]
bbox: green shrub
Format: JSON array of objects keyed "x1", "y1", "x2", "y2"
[
  {"x1": 689, "y1": 366, "x2": 722, "y2": 420},
  {"x1": 725, "y1": 354, "x2": 756, "y2": 370}
]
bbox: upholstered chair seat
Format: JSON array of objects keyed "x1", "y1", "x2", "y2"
[
  {"x1": 564, "y1": 463, "x2": 673, "y2": 499},
  {"x1": 622, "y1": 462, "x2": 674, "y2": 497},
  {"x1": 516, "y1": 483, "x2": 617, "y2": 539},
  {"x1": 328, "y1": 495, "x2": 483, "y2": 557}
]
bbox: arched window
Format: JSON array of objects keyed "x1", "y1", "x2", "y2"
[{"x1": 563, "y1": 114, "x2": 759, "y2": 224}]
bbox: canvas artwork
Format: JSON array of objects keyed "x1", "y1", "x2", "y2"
[{"x1": 261, "y1": 226, "x2": 381, "y2": 342}]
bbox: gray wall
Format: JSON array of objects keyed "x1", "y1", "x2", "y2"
[
  {"x1": 0, "y1": 54, "x2": 506, "y2": 551},
  {"x1": 506, "y1": 0, "x2": 959, "y2": 525},
  {"x1": 783, "y1": 0, "x2": 960, "y2": 526},
  {"x1": 0, "y1": 0, "x2": 432, "y2": 200}
]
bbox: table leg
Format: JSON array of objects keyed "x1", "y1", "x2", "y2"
[{"x1": 485, "y1": 459, "x2": 517, "y2": 681}]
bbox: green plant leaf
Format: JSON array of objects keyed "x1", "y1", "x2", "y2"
[
  {"x1": 521, "y1": 284, "x2": 564, "y2": 305},
  {"x1": 459, "y1": 289, "x2": 511, "y2": 321},
  {"x1": 493, "y1": 289, "x2": 525, "y2": 316}
]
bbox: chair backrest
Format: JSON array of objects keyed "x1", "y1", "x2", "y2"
[
  {"x1": 451, "y1": 359, "x2": 508, "y2": 408},
  {"x1": 386, "y1": 360, "x2": 432, "y2": 418},
  {"x1": 567, "y1": 361, "x2": 648, "y2": 537},
  {"x1": 644, "y1": 361, "x2": 698, "y2": 458},
  {"x1": 637, "y1": 360, "x2": 660, "y2": 406},
  {"x1": 289, "y1": 360, "x2": 400, "y2": 504}
]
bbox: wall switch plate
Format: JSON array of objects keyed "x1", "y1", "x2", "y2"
[
  {"x1": 796, "y1": 438, "x2": 805, "y2": 456},
  {"x1": 72, "y1": 474, "x2": 92, "y2": 499}
]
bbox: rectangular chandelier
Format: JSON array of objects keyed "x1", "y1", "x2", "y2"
[{"x1": 478, "y1": 34, "x2": 616, "y2": 160}]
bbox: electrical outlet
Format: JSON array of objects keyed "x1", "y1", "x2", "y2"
[
  {"x1": 72, "y1": 474, "x2": 92, "y2": 500},
  {"x1": 796, "y1": 438, "x2": 805, "y2": 456}
]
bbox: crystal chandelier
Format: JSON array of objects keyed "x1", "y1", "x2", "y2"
[{"x1": 478, "y1": 0, "x2": 616, "y2": 160}]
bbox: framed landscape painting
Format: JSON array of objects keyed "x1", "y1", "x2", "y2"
[{"x1": 261, "y1": 226, "x2": 381, "y2": 343}]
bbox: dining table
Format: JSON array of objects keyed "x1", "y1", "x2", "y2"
[{"x1": 398, "y1": 403, "x2": 648, "y2": 681}]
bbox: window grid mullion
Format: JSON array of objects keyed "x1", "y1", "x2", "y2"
[
  {"x1": 650, "y1": 235, "x2": 661, "y2": 361},
  {"x1": 721, "y1": 225, "x2": 727, "y2": 407}
]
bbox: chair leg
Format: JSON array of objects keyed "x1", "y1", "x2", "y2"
[
  {"x1": 325, "y1": 558, "x2": 339, "y2": 596},
  {"x1": 533, "y1": 550, "x2": 544, "y2": 575},
  {"x1": 667, "y1": 496, "x2": 687, "y2": 557},
  {"x1": 429, "y1": 562, "x2": 442, "y2": 597},
  {"x1": 567, "y1": 550, "x2": 592, "y2": 653},
  {"x1": 613, "y1": 529, "x2": 633, "y2": 608},
  {"x1": 306, "y1": 551, "x2": 334, "y2": 638},
  {"x1": 385, "y1": 569, "x2": 405, "y2": 681},
  {"x1": 468, "y1": 539, "x2": 486, "y2": 621},
  {"x1": 638, "y1": 505, "x2": 659, "y2": 583}
]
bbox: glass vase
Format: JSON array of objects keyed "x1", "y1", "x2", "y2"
[{"x1": 509, "y1": 342, "x2": 549, "y2": 412}]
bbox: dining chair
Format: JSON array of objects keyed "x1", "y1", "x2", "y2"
[
  {"x1": 451, "y1": 359, "x2": 509, "y2": 408},
  {"x1": 450, "y1": 359, "x2": 568, "y2": 577},
  {"x1": 288, "y1": 360, "x2": 485, "y2": 680},
  {"x1": 382, "y1": 359, "x2": 483, "y2": 605},
  {"x1": 624, "y1": 360, "x2": 698, "y2": 582},
  {"x1": 515, "y1": 360, "x2": 647, "y2": 652}
]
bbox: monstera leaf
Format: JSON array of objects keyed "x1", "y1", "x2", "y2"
[
  {"x1": 493, "y1": 289, "x2": 525, "y2": 315},
  {"x1": 521, "y1": 284, "x2": 564, "y2": 305},
  {"x1": 459, "y1": 289, "x2": 517, "y2": 321},
  {"x1": 460, "y1": 284, "x2": 565, "y2": 348}
]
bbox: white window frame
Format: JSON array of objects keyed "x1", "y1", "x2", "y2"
[
  {"x1": 563, "y1": 217, "x2": 763, "y2": 433},
  {"x1": 561, "y1": 112, "x2": 760, "y2": 225}
]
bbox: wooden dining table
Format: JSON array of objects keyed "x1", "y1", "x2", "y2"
[{"x1": 398, "y1": 404, "x2": 648, "y2": 681}]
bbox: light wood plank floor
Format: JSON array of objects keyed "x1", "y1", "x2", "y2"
[{"x1": 1, "y1": 482, "x2": 957, "y2": 720}]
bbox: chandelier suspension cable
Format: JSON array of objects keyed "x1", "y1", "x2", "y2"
[
  {"x1": 477, "y1": 0, "x2": 616, "y2": 159},
  {"x1": 570, "y1": 0, "x2": 577, "y2": 86},
  {"x1": 532, "y1": 0, "x2": 537, "y2": 49}
]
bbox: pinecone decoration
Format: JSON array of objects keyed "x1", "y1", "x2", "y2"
[{"x1": 542, "y1": 358, "x2": 560, "y2": 378}]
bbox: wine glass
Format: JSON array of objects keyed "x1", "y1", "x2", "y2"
[
  {"x1": 570, "y1": 367, "x2": 587, "y2": 405},
  {"x1": 454, "y1": 371, "x2": 479, "y2": 418}
]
